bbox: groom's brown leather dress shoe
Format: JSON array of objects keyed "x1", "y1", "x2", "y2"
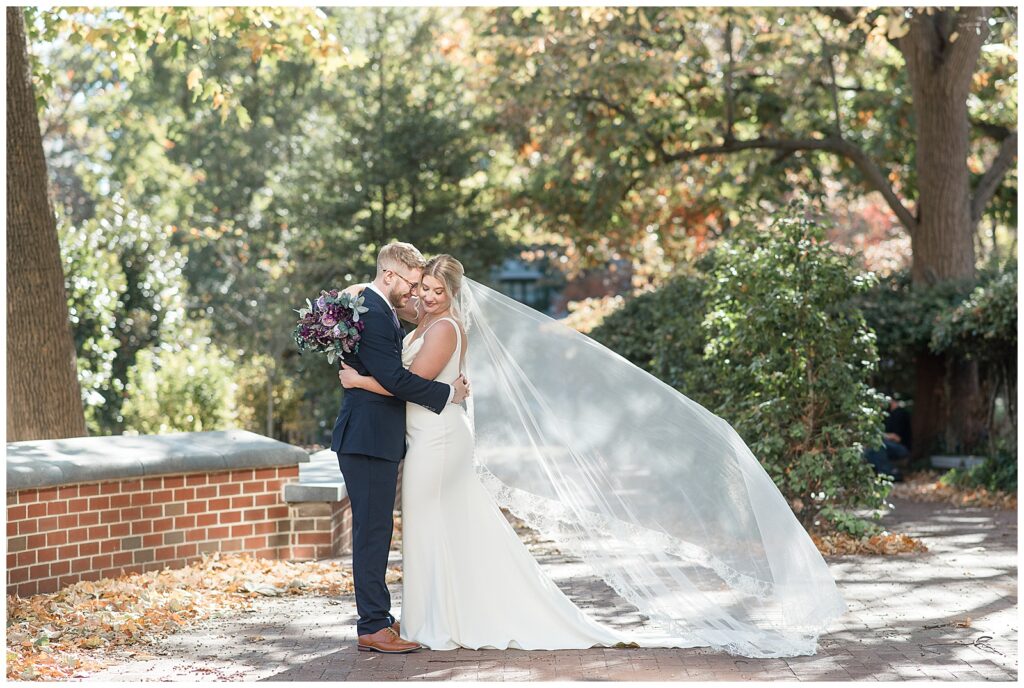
[
  {"x1": 358, "y1": 626, "x2": 420, "y2": 653},
  {"x1": 391, "y1": 620, "x2": 401, "y2": 636}
]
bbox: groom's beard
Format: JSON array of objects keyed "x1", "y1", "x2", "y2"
[{"x1": 387, "y1": 283, "x2": 409, "y2": 309}]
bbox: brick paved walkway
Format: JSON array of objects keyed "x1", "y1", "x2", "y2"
[{"x1": 77, "y1": 498, "x2": 1017, "y2": 681}]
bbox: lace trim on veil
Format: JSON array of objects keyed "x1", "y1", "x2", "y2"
[
  {"x1": 475, "y1": 465, "x2": 774, "y2": 599},
  {"x1": 475, "y1": 466, "x2": 827, "y2": 658}
]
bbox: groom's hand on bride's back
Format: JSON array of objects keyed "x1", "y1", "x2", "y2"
[{"x1": 452, "y1": 374, "x2": 471, "y2": 404}]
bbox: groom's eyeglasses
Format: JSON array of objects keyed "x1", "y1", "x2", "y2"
[{"x1": 389, "y1": 270, "x2": 419, "y2": 290}]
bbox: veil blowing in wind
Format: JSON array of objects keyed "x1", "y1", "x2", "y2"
[{"x1": 460, "y1": 277, "x2": 845, "y2": 658}]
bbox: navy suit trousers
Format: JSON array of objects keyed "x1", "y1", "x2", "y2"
[{"x1": 337, "y1": 452, "x2": 400, "y2": 636}]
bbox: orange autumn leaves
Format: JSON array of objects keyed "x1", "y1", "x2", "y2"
[
  {"x1": 892, "y1": 471, "x2": 1018, "y2": 511},
  {"x1": 811, "y1": 531, "x2": 929, "y2": 556},
  {"x1": 6, "y1": 553, "x2": 358, "y2": 681}
]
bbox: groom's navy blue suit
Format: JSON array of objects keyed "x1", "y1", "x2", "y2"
[{"x1": 331, "y1": 287, "x2": 450, "y2": 637}]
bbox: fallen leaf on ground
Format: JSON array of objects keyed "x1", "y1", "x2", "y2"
[
  {"x1": 241, "y1": 581, "x2": 283, "y2": 596},
  {"x1": 811, "y1": 531, "x2": 928, "y2": 555},
  {"x1": 892, "y1": 472, "x2": 1017, "y2": 510},
  {"x1": 6, "y1": 552, "x2": 355, "y2": 681}
]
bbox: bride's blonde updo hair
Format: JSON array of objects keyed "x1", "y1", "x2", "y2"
[{"x1": 423, "y1": 254, "x2": 466, "y2": 325}]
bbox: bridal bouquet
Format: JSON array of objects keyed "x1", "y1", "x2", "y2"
[{"x1": 293, "y1": 289, "x2": 369, "y2": 365}]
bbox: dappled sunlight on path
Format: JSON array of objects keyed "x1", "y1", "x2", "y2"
[{"x1": 76, "y1": 498, "x2": 1015, "y2": 681}]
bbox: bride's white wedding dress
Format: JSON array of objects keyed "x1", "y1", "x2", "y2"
[{"x1": 399, "y1": 317, "x2": 626, "y2": 650}]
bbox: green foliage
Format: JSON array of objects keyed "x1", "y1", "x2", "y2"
[
  {"x1": 590, "y1": 269, "x2": 714, "y2": 406},
  {"x1": 59, "y1": 203, "x2": 189, "y2": 434},
  {"x1": 36, "y1": 7, "x2": 1015, "y2": 455},
  {"x1": 590, "y1": 206, "x2": 895, "y2": 533},
  {"x1": 817, "y1": 506, "x2": 882, "y2": 539},
  {"x1": 264, "y1": 8, "x2": 516, "y2": 438},
  {"x1": 58, "y1": 208, "x2": 124, "y2": 433},
  {"x1": 38, "y1": 7, "x2": 520, "y2": 442},
  {"x1": 855, "y1": 261, "x2": 1018, "y2": 453},
  {"x1": 25, "y1": 7, "x2": 354, "y2": 125},
  {"x1": 274, "y1": 7, "x2": 510, "y2": 289},
  {"x1": 480, "y1": 7, "x2": 1016, "y2": 266},
  {"x1": 933, "y1": 261, "x2": 1018, "y2": 454},
  {"x1": 939, "y1": 439, "x2": 1018, "y2": 494},
  {"x1": 930, "y1": 261, "x2": 1017, "y2": 363},
  {"x1": 853, "y1": 268, "x2": 974, "y2": 398},
  {"x1": 700, "y1": 207, "x2": 891, "y2": 531},
  {"x1": 121, "y1": 339, "x2": 238, "y2": 434},
  {"x1": 233, "y1": 355, "x2": 319, "y2": 443}
]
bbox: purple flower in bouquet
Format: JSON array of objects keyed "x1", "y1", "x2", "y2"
[{"x1": 293, "y1": 289, "x2": 369, "y2": 366}]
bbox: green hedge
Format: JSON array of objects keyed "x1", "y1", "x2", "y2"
[
  {"x1": 593, "y1": 207, "x2": 892, "y2": 534},
  {"x1": 700, "y1": 211, "x2": 890, "y2": 532},
  {"x1": 121, "y1": 342, "x2": 238, "y2": 434},
  {"x1": 854, "y1": 260, "x2": 1018, "y2": 456}
]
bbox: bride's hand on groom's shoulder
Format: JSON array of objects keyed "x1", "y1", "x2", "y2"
[{"x1": 342, "y1": 283, "x2": 367, "y2": 298}]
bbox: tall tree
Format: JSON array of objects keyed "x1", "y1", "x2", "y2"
[
  {"x1": 481, "y1": 6, "x2": 1017, "y2": 458},
  {"x1": 22, "y1": 7, "x2": 356, "y2": 437},
  {"x1": 32, "y1": 7, "x2": 516, "y2": 440},
  {"x1": 7, "y1": 7, "x2": 87, "y2": 441},
  {"x1": 267, "y1": 7, "x2": 513, "y2": 439},
  {"x1": 894, "y1": 8, "x2": 1014, "y2": 456}
]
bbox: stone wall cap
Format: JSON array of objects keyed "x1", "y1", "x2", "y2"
[
  {"x1": 283, "y1": 448, "x2": 350, "y2": 503},
  {"x1": 6, "y1": 430, "x2": 309, "y2": 491},
  {"x1": 283, "y1": 482, "x2": 348, "y2": 503}
]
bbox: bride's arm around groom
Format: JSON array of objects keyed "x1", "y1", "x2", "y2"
[
  {"x1": 344, "y1": 302, "x2": 457, "y2": 412},
  {"x1": 340, "y1": 319, "x2": 461, "y2": 397}
]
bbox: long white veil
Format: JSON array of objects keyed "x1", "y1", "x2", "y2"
[{"x1": 460, "y1": 277, "x2": 845, "y2": 658}]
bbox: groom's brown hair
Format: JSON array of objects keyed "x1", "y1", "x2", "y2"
[{"x1": 377, "y1": 242, "x2": 426, "y2": 275}]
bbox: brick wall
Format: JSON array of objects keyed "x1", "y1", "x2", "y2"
[
  {"x1": 288, "y1": 502, "x2": 353, "y2": 561},
  {"x1": 6, "y1": 465, "x2": 300, "y2": 597},
  {"x1": 283, "y1": 467, "x2": 402, "y2": 561}
]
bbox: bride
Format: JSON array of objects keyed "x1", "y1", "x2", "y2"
[{"x1": 339, "y1": 254, "x2": 845, "y2": 657}]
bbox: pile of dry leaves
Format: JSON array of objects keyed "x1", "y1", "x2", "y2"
[
  {"x1": 6, "y1": 553, "x2": 359, "y2": 681},
  {"x1": 810, "y1": 531, "x2": 929, "y2": 556},
  {"x1": 892, "y1": 471, "x2": 1017, "y2": 510}
]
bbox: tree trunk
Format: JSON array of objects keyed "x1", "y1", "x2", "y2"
[
  {"x1": 900, "y1": 8, "x2": 989, "y2": 459},
  {"x1": 910, "y1": 351, "x2": 945, "y2": 461},
  {"x1": 7, "y1": 7, "x2": 87, "y2": 441}
]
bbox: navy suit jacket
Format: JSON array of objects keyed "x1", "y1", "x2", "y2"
[{"x1": 330, "y1": 288, "x2": 450, "y2": 461}]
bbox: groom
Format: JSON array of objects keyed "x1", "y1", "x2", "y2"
[{"x1": 331, "y1": 242, "x2": 470, "y2": 654}]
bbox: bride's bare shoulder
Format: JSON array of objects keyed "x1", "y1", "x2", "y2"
[
  {"x1": 437, "y1": 317, "x2": 467, "y2": 345},
  {"x1": 424, "y1": 317, "x2": 458, "y2": 337},
  {"x1": 412, "y1": 318, "x2": 456, "y2": 356}
]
